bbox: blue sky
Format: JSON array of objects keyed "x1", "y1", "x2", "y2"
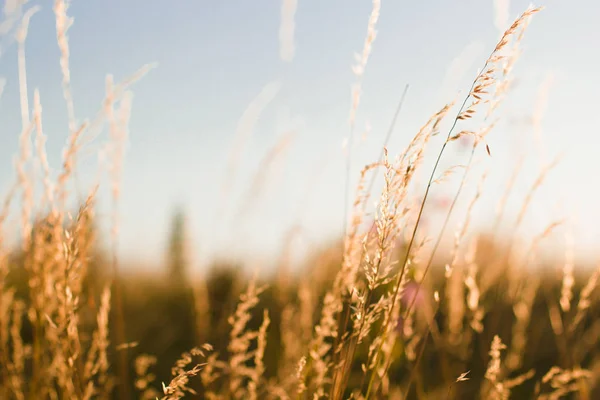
[{"x1": 0, "y1": 0, "x2": 599, "y2": 271}]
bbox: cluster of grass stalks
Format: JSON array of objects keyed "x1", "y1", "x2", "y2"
[{"x1": 0, "y1": 1, "x2": 599, "y2": 399}]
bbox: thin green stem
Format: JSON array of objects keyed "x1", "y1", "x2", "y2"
[
  {"x1": 331, "y1": 85, "x2": 410, "y2": 398},
  {"x1": 403, "y1": 144, "x2": 477, "y2": 320}
]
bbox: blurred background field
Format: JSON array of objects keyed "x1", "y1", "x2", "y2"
[{"x1": 5, "y1": 216, "x2": 600, "y2": 398}]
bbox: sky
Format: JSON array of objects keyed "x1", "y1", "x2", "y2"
[{"x1": 0, "y1": 0, "x2": 599, "y2": 272}]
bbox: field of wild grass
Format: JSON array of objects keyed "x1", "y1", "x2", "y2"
[{"x1": 0, "y1": 1, "x2": 599, "y2": 399}]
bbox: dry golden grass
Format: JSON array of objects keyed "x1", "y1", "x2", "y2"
[{"x1": 0, "y1": 2, "x2": 599, "y2": 400}]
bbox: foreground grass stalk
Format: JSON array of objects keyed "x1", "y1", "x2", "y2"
[
  {"x1": 364, "y1": 77, "x2": 484, "y2": 400},
  {"x1": 364, "y1": 51, "x2": 499, "y2": 399},
  {"x1": 364, "y1": 8, "x2": 542, "y2": 395}
]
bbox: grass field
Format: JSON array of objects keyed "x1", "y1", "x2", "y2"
[{"x1": 0, "y1": 1, "x2": 599, "y2": 399}]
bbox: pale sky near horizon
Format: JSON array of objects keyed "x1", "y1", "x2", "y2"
[{"x1": 0, "y1": 0, "x2": 599, "y2": 271}]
